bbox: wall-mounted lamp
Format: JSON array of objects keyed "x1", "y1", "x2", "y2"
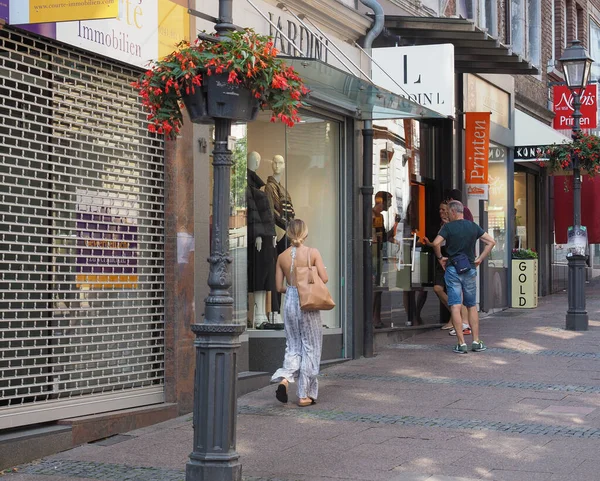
[{"x1": 198, "y1": 137, "x2": 208, "y2": 153}]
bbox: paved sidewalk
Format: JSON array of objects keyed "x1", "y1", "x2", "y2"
[{"x1": 4, "y1": 283, "x2": 600, "y2": 481}]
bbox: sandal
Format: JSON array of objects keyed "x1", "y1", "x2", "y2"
[
  {"x1": 275, "y1": 381, "x2": 288, "y2": 404},
  {"x1": 297, "y1": 397, "x2": 316, "y2": 407}
]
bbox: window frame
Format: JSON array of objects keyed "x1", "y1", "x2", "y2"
[
  {"x1": 509, "y1": 0, "x2": 542, "y2": 68},
  {"x1": 589, "y1": 16, "x2": 600, "y2": 82}
]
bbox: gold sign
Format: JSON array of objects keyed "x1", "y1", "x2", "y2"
[{"x1": 511, "y1": 259, "x2": 538, "y2": 308}]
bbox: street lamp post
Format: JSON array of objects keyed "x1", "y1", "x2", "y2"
[
  {"x1": 559, "y1": 40, "x2": 593, "y2": 331},
  {"x1": 185, "y1": 0, "x2": 244, "y2": 480}
]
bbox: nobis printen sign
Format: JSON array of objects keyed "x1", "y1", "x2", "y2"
[{"x1": 511, "y1": 259, "x2": 538, "y2": 308}]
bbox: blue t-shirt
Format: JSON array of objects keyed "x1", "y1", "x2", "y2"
[{"x1": 439, "y1": 219, "x2": 485, "y2": 267}]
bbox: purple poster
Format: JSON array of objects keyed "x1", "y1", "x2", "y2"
[
  {"x1": 0, "y1": 1, "x2": 8, "y2": 23},
  {"x1": 76, "y1": 189, "x2": 139, "y2": 289},
  {"x1": 21, "y1": 22, "x2": 57, "y2": 38}
]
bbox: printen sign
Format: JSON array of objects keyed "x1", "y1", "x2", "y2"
[
  {"x1": 552, "y1": 84, "x2": 598, "y2": 130},
  {"x1": 465, "y1": 112, "x2": 491, "y2": 200}
]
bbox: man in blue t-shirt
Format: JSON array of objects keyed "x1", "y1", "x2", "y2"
[{"x1": 432, "y1": 200, "x2": 496, "y2": 354}]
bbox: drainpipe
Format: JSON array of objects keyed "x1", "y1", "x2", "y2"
[{"x1": 360, "y1": 0, "x2": 384, "y2": 358}]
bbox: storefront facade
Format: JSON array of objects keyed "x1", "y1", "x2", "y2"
[
  {"x1": 0, "y1": 1, "x2": 192, "y2": 432},
  {"x1": 192, "y1": 0, "x2": 446, "y2": 372},
  {"x1": 464, "y1": 73, "x2": 515, "y2": 311},
  {"x1": 512, "y1": 110, "x2": 571, "y2": 297}
]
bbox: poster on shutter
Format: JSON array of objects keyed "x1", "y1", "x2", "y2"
[
  {"x1": 465, "y1": 112, "x2": 491, "y2": 200},
  {"x1": 0, "y1": 1, "x2": 8, "y2": 23},
  {"x1": 9, "y1": 0, "x2": 119, "y2": 24},
  {"x1": 76, "y1": 189, "x2": 139, "y2": 289}
]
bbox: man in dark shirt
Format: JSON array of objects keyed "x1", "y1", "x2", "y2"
[
  {"x1": 446, "y1": 189, "x2": 474, "y2": 222},
  {"x1": 432, "y1": 201, "x2": 496, "y2": 354}
]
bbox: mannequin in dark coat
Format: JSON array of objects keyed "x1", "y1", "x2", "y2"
[{"x1": 246, "y1": 152, "x2": 276, "y2": 327}]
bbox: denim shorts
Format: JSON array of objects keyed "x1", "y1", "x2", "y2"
[{"x1": 444, "y1": 266, "x2": 477, "y2": 308}]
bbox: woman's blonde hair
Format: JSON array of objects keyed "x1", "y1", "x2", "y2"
[{"x1": 287, "y1": 218, "x2": 308, "y2": 247}]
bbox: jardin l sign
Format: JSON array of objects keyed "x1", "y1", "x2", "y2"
[
  {"x1": 371, "y1": 44, "x2": 455, "y2": 117},
  {"x1": 552, "y1": 84, "x2": 597, "y2": 130}
]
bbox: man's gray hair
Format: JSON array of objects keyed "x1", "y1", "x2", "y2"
[{"x1": 448, "y1": 200, "x2": 464, "y2": 214}]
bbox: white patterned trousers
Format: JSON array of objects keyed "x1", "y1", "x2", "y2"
[{"x1": 271, "y1": 287, "x2": 323, "y2": 400}]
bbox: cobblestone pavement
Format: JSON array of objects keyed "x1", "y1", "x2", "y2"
[
  {"x1": 16, "y1": 459, "x2": 295, "y2": 481},
  {"x1": 238, "y1": 404, "x2": 600, "y2": 438},
  {"x1": 5, "y1": 282, "x2": 600, "y2": 481}
]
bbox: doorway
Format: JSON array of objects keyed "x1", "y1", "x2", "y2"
[{"x1": 514, "y1": 169, "x2": 538, "y2": 251}]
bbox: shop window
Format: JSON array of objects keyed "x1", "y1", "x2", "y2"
[
  {"x1": 211, "y1": 112, "x2": 342, "y2": 332},
  {"x1": 590, "y1": 19, "x2": 600, "y2": 81},
  {"x1": 486, "y1": 144, "x2": 508, "y2": 268},
  {"x1": 514, "y1": 171, "x2": 537, "y2": 250},
  {"x1": 510, "y1": 0, "x2": 541, "y2": 67},
  {"x1": 371, "y1": 119, "x2": 445, "y2": 329}
]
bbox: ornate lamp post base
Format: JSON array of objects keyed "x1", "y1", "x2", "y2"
[
  {"x1": 566, "y1": 254, "x2": 589, "y2": 331},
  {"x1": 186, "y1": 325, "x2": 245, "y2": 481}
]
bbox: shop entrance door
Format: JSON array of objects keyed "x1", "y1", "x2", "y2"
[{"x1": 514, "y1": 169, "x2": 538, "y2": 251}]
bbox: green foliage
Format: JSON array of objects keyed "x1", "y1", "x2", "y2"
[
  {"x1": 231, "y1": 135, "x2": 247, "y2": 209},
  {"x1": 512, "y1": 248, "x2": 538, "y2": 259}
]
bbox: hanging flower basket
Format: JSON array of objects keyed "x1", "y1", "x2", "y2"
[
  {"x1": 131, "y1": 29, "x2": 309, "y2": 139},
  {"x1": 180, "y1": 72, "x2": 260, "y2": 123},
  {"x1": 537, "y1": 132, "x2": 600, "y2": 177}
]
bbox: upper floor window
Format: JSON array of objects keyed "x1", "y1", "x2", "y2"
[
  {"x1": 590, "y1": 18, "x2": 600, "y2": 81},
  {"x1": 511, "y1": 0, "x2": 542, "y2": 67},
  {"x1": 480, "y1": 0, "x2": 498, "y2": 37}
]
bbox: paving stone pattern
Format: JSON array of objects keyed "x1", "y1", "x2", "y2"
[
  {"x1": 19, "y1": 459, "x2": 296, "y2": 481},
  {"x1": 238, "y1": 404, "x2": 600, "y2": 439},
  {"x1": 390, "y1": 342, "x2": 600, "y2": 359},
  {"x1": 324, "y1": 371, "x2": 600, "y2": 394}
]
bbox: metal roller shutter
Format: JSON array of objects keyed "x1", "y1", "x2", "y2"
[{"x1": 0, "y1": 27, "x2": 165, "y2": 429}]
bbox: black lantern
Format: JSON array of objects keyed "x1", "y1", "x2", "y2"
[{"x1": 560, "y1": 39, "x2": 593, "y2": 91}]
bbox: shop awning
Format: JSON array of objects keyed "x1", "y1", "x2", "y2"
[
  {"x1": 514, "y1": 110, "x2": 571, "y2": 160},
  {"x1": 383, "y1": 16, "x2": 538, "y2": 75},
  {"x1": 284, "y1": 58, "x2": 446, "y2": 120}
]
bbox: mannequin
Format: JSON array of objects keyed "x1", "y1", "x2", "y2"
[
  {"x1": 265, "y1": 154, "x2": 295, "y2": 321},
  {"x1": 265, "y1": 155, "x2": 295, "y2": 231},
  {"x1": 246, "y1": 151, "x2": 276, "y2": 328}
]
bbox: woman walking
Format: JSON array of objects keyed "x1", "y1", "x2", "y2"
[{"x1": 271, "y1": 219, "x2": 328, "y2": 407}]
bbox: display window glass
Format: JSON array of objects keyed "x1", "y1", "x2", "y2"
[
  {"x1": 371, "y1": 119, "x2": 442, "y2": 328},
  {"x1": 487, "y1": 143, "x2": 508, "y2": 268},
  {"x1": 514, "y1": 170, "x2": 537, "y2": 250},
  {"x1": 210, "y1": 112, "x2": 342, "y2": 331},
  {"x1": 470, "y1": 141, "x2": 509, "y2": 309}
]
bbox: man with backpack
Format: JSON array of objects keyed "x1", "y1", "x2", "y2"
[{"x1": 432, "y1": 200, "x2": 496, "y2": 354}]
